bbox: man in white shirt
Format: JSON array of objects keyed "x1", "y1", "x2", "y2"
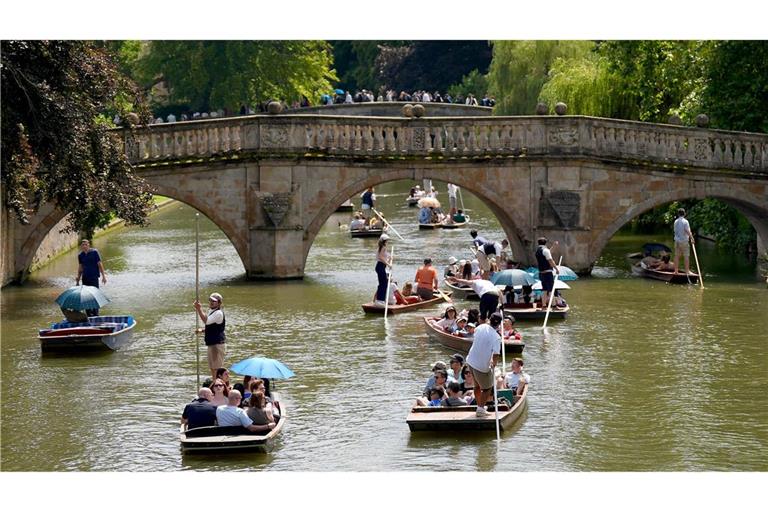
[
  {"x1": 465, "y1": 313, "x2": 502, "y2": 417},
  {"x1": 448, "y1": 276, "x2": 500, "y2": 322},
  {"x1": 502, "y1": 357, "x2": 530, "y2": 398},
  {"x1": 447, "y1": 183, "x2": 458, "y2": 214},
  {"x1": 216, "y1": 390, "x2": 275, "y2": 432},
  {"x1": 673, "y1": 208, "x2": 694, "y2": 275},
  {"x1": 194, "y1": 292, "x2": 226, "y2": 380}
]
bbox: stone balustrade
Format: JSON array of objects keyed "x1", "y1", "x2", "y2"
[{"x1": 122, "y1": 115, "x2": 768, "y2": 174}]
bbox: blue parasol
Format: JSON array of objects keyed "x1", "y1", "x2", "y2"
[
  {"x1": 525, "y1": 265, "x2": 578, "y2": 281},
  {"x1": 230, "y1": 356, "x2": 295, "y2": 379},
  {"x1": 55, "y1": 285, "x2": 110, "y2": 311},
  {"x1": 335, "y1": 89, "x2": 345, "y2": 95},
  {"x1": 490, "y1": 269, "x2": 538, "y2": 287}
]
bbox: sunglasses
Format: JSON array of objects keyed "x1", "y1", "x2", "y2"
[{"x1": 213, "y1": 384, "x2": 224, "y2": 388}]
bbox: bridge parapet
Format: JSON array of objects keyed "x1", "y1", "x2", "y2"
[{"x1": 123, "y1": 115, "x2": 768, "y2": 175}]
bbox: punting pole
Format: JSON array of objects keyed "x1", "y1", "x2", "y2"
[
  {"x1": 492, "y1": 365, "x2": 501, "y2": 444},
  {"x1": 691, "y1": 239, "x2": 704, "y2": 289},
  {"x1": 195, "y1": 213, "x2": 201, "y2": 389},
  {"x1": 542, "y1": 255, "x2": 563, "y2": 330},
  {"x1": 384, "y1": 245, "x2": 394, "y2": 321},
  {"x1": 458, "y1": 186, "x2": 466, "y2": 212},
  {"x1": 372, "y1": 208, "x2": 405, "y2": 241},
  {"x1": 499, "y1": 302, "x2": 506, "y2": 378}
]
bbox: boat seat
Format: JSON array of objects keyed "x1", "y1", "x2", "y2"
[{"x1": 184, "y1": 425, "x2": 253, "y2": 438}]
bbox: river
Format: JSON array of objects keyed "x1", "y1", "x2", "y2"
[{"x1": 1, "y1": 180, "x2": 766, "y2": 471}]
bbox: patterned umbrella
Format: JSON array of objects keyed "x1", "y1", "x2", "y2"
[
  {"x1": 230, "y1": 357, "x2": 295, "y2": 379},
  {"x1": 525, "y1": 265, "x2": 579, "y2": 281},
  {"x1": 490, "y1": 269, "x2": 538, "y2": 287},
  {"x1": 55, "y1": 285, "x2": 110, "y2": 311}
]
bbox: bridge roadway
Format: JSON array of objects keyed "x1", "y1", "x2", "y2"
[{"x1": 5, "y1": 111, "x2": 768, "y2": 282}]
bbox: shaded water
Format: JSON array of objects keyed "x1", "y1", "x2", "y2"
[{"x1": 2, "y1": 181, "x2": 766, "y2": 471}]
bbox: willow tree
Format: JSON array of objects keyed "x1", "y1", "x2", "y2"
[
  {"x1": 137, "y1": 41, "x2": 337, "y2": 111},
  {"x1": 1, "y1": 40, "x2": 152, "y2": 236},
  {"x1": 487, "y1": 40, "x2": 593, "y2": 115}
]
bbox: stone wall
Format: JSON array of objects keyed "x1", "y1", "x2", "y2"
[
  {"x1": 284, "y1": 102, "x2": 493, "y2": 117},
  {"x1": 28, "y1": 215, "x2": 79, "y2": 272}
]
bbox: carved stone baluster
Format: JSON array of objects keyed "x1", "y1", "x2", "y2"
[
  {"x1": 455, "y1": 127, "x2": 466, "y2": 153},
  {"x1": 502, "y1": 125, "x2": 513, "y2": 153},
  {"x1": 734, "y1": 141, "x2": 743, "y2": 167},
  {"x1": 488, "y1": 125, "x2": 499, "y2": 153},
  {"x1": 372, "y1": 126, "x2": 383, "y2": 152},
  {"x1": 363, "y1": 126, "x2": 374, "y2": 152},
  {"x1": 224, "y1": 126, "x2": 233, "y2": 152},
  {"x1": 382, "y1": 126, "x2": 393, "y2": 153},
  {"x1": 173, "y1": 132, "x2": 183, "y2": 157},
  {"x1": 432, "y1": 126, "x2": 443, "y2": 155},
  {"x1": 724, "y1": 140, "x2": 734, "y2": 165},
  {"x1": 441, "y1": 125, "x2": 453, "y2": 153},
  {"x1": 712, "y1": 138, "x2": 723, "y2": 164}
]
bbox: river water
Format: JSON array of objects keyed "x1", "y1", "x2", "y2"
[{"x1": 1, "y1": 181, "x2": 766, "y2": 472}]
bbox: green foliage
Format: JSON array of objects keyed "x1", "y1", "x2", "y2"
[
  {"x1": 1, "y1": 40, "x2": 152, "y2": 235},
  {"x1": 487, "y1": 40, "x2": 593, "y2": 115},
  {"x1": 447, "y1": 69, "x2": 489, "y2": 100},
  {"x1": 699, "y1": 41, "x2": 768, "y2": 133},
  {"x1": 137, "y1": 41, "x2": 337, "y2": 111},
  {"x1": 687, "y1": 199, "x2": 756, "y2": 251},
  {"x1": 332, "y1": 41, "x2": 393, "y2": 92}
]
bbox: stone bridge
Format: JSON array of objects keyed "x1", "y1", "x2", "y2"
[{"x1": 5, "y1": 112, "x2": 768, "y2": 282}]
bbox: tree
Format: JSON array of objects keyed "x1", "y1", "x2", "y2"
[
  {"x1": 1, "y1": 40, "x2": 152, "y2": 237},
  {"x1": 447, "y1": 69, "x2": 489, "y2": 100},
  {"x1": 487, "y1": 40, "x2": 593, "y2": 115},
  {"x1": 136, "y1": 41, "x2": 337, "y2": 112}
]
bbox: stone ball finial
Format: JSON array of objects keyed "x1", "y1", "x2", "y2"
[
  {"x1": 125, "y1": 112, "x2": 140, "y2": 126},
  {"x1": 554, "y1": 102, "x2": 568, "y2": 116},
  {"x1": 267, "y1": 101, "x2": 284, "y2": 115},
  {"x1": 402, "y1": 104, "x2": 414, "y2": 118},
  {"x1": 412, "y1": 104, "x2": 426, "y2": 118},
  {"x1": 535, "y1": 102, "x2": 549, "y2": 115},
  {"x1": 667, "y1": 114, "x2": 682, "y2": 125},
  {"x1": 695, "y1": 114, "x2": 709, "y2": 128}
]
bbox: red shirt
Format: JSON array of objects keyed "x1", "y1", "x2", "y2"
[{"x1": 415, "y1": 266, "x2": 438, "y2": 290}]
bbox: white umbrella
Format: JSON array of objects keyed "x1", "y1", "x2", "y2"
[
  {"x1": 532, "y1": 280, "x2": 571, "y2": 290},
  {"x1": 417, "y1": 197, "x2": 441, "y2": 209}
]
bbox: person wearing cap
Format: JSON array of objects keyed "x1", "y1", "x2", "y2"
[
  {"x1": 466, "y1": 312, "x2": 503, "y2": 417},
  {"x1": 415, "y1": 258, "x2": 439, "y2": 300},
  {"x1": 194, "y1": 292, "x2": 227, "y2": 380},
  {"x1": 444, "y1": 256, "x2": 459, "y2": 278},
  {"x1": 374, "y1": 235, "x2": 392, "y2": 305}
]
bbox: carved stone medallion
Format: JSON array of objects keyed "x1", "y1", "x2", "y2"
[
  {"x1": 540, "y1": 190, "x2": 581, "y2": 228},
  {"x1": 261, "y1": 192, "x2": 293, "y2": 226},
  {"x1": 412, "y1": 128, "x2": 426, "y2": 150},
  {"x1": 548, "y1": 127, "x2": 579, "y2": 146},
  {"x1": 260, "y1": 126, "x2": 289, "y2": 148}
]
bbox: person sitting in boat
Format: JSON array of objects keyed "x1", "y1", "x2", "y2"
[
  {"x1": 470, "y1": 259, "x2": 481, "y2": 277},
  {"x1": 215, "y1": 367, "x2": 232, "y2": 392},
  {"x1": 418, "y1": 206, "x2": 431, "y2": 224},
  {"x1": 499, "y1": 358, "x2": 530, "y2": 400},
  {"x1": 435, "y1": 305, "x2": 458, "y2": 332},
  {"x1": 461, "y1": 261, "x2": 473, "y2": 280},
  {"x1": 181, "y1": 387, "x2": 218, "y2": 430},
  {"x1": 465, "y1": 322, "x2": 477, "y2": 336},
  {"x1": 394, "y1": 281, "x2": 421, "y2": 305},
  {"x1": 515, "y1": 284, "x2": 534, "y2": 305},
  {"x1": 441, "y1": 381, "x2": 468, "y2": 407},
  {"x1": 653, "y1": 254, "x2": 675, "y2": 272},
  {"x1": 448, "y1": 354, "x2": 465, "y2": 383},
  {"x1": 427, "y1": 387, "x2": 445, "y2": 407},
  {"x1": 453, "y1": 317, "x2": 469, "y2": 336},
  {"x1": 444, "y1": 256, "x2": 459, "y2": 277},
  {"x1": 248, "y1": 379, "x2": 280, "y2": 421},
  {"x1": 245, "y1": 391, "x2": 276, "y2": 430},
  {"x1": 415, "y1": 258, "x2": 439, "y2": 300},
  {"x1": 350, "y1": 214, "x2": 365, "y2": 231},
  {"x1": 459, "y1": 365, "x2": 476, "y2": 404},
  {"x1": 501, "y1": 317, "x2": 522, "y2": 341},
  {"x1": 552, "y1": 290, "x2": 567, "y2": 308},
  {"x1": 209, "y1": 378, "x2": 229, "y2": 407},
  {"x1": 453, "y1": 209, "x2": 467, "y2": 223},
  {"x1": 369, "y1": 216, "x2": 382, "y2": 230},
  {"x1": 216, "y1": 390, "x2": 275, "y2": 432},
  {"x1": 466, "y1": 308, "x2": 480, "y2": 326},
  {"x1": 429, "y1": 208, "x2": 444, "y2": 224}
]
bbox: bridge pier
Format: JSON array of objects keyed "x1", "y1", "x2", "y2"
[{"x1": 248, "y1": 227, "x2": 306, "y2": 280}]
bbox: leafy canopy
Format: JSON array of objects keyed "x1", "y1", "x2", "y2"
[{"x1": 1, "y1": 40, "x2": 152, "y2": 236}]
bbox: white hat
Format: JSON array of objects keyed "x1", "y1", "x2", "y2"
[
  {"x1": 209, "y1": 293, "x2": 223, "y2": 303},
  {"x1": 448, "y1": 256, "x2": 457, "y2": 265},
  {"x1": 459, "y1": 259, "x2": 467, "y2": 266},
  {"x1": 379, "y1": 234, "x2": 390, "y2": 241}
]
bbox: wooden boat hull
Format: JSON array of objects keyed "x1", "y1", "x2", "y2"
[
  {"x1": 407, "y1": 386, "x2": 528, "y2": 432},
  {"x1": 180, "y1": 393, "x2": 286, "y2": 453},
  {"x1": 406, "y1": 197, "x2": 419, "y2": 207},
  {"x1": 501, "y1": 304, "x2": 568, "y2": 320},
  {"x1": 350, "y1": 228, "x2": 384, "y2": 238},
  {"x1": 440, "y1": 220, "x2": 469, "y2": 229},
  {"x1": 444, "y1": 281, "x2": 479, "y2": 300},
  {"x1": 39, "y1": 316, "x2": 137, "y2": 351},
  {"x1": 335, "y1": 204, "x2": 354, "y2": 212},
  {"x1": 362, "y1": 292, "x2": 451, "y2": 315},
  {"x1": 423, "y1": 317, "x2": 524, "y2": 353},
  {"x1": 418, "y1": 223, "x2": 442, "y2": 230},
  {"x1": 631, "y1": 262, "x2": 699, "y2": 284}
]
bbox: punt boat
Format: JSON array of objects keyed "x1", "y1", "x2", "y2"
[
  {"x1": 631, "y1": 261, "x2": 700, "y2": 284},
  {"x1": 406, "y1": 196, "x2": 420, "y2": 207},
  {"x1": 39, "y1": 315, "x2": 137, "y2": 351},
  {"x1": 444, "y1": 280, "x2": 479, "y2": 300},
  {"x1": 361, "y1": 291, "x2": 452, "y2": 315},
  {"x1": 418, "y1": 222, "x2": 443, "y2": 230},
  {"x1": 423, "y1": 317, "x2": 524, "y2": 353},
  {"x1": 440, "y1": 217, "x2": 469, "y2": 229},
  {"x1": 406, "y1": 385, "x2": 528, "y2": 432},
  {"x1": 501, "y1": 302, "x2": 569, "y2": 320},
  {"x1": 350, "y1": 228, "x2": 384, "y2": 238},
  {"x1": 179, "y1": 393, "x2": 286, "y2": 453},
  {"x1": 335, "y1": 199, "x2": 354, "y2": 212}
]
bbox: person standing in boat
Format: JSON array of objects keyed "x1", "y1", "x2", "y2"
[
  {"x1": 447, "y1": 275, "x2": 500, "y2": 321},
  {"x1": 374, "y1": 234, "x2": 392, "y2": 305},
  {"x1": 535, "y1": 238, "x2": 559, "y2": 308},
  {"x1": 75, "y1": 239, "x2": 107, "y2": 316},
  {"x1": 360, "y1": 186, "x2": 376, "y2": 226},
  {"x1": 194, "y1": 292, "x2": 226, "y2": 381},
  {"x1": 447, "y1": 183, "x2": 459, "y2": 215},
  {"x1": 672, "y1": 208, "x2": 694, "y2": 275},
  {"x1": 466, "y1": 312, "x2": 502, "y2": 417}
]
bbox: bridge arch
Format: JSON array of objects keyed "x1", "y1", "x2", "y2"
[{"x1": 302, "y1": 165, "x2": 531, "y2": 268}]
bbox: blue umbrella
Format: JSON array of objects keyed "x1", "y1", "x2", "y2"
[
  {"x1": 335, "y1": 89, "x2": 345, "y2": 95},
  {"x1": 525, "y1": 266, "x2": 578, "y2": 281},
  {"x1": 55, "y1": 285, "x2": 110, "y2": 311},
  {"x1": 490, "y1": 269, "x2": 538, "y2": 287},
  {"x1": 230, "y1": 357, "x2": 295, "y2": 379}
]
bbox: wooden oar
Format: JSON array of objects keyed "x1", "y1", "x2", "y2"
[
  {"x1": 384, "y1": 246, "x2": 395, "y2": 321},
  {"x1": 691, "y1": 239, "x2": 704, "y2": 289},
  {"x1": 372, "y1": 208, "x2": 405, "y2": 241},
  {"x1": 435, "y1": 287, "x2": 453, "y2": 304},
  {"x1": 194, "y1": 213, "x2": 201, "y2": 389},
  {"x1": 542, "y1": 256, "x2": 563, "y2": 330}
]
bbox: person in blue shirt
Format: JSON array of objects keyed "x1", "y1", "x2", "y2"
[{"x1": 76, "y1": 239, "x2": 107, "y2": 316}]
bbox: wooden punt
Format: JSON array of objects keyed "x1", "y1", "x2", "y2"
[
  {"x1": 631, "y1": 261, "x2": 699, "y2": 284},
  {"x1": 407, "y1": 385, "x2": 528, "y2": 432},
  {"x1": 350, "y1": 228, "x2": 384, "y2": 238},
  {"x1": 38, "y1": 315, "x2": 137, "y2": 351},
  {"x1": 440, "y1": 218, "x2": 469, "y2": 229},
  {"x1": 180, "y1": 393, "x2": 286, "y2": 453},
  {"x1": 501, "y1": 302, "x2": 569, "y2": 320},
  {"x1": 335, "y1": 200, "x2": 354, "y2": 212},
  {"x1": 361, "y1": 291, "x2": 452, "y2": 315},
  {"x1": 423, "y1": 317, "x2": 524, "y2": 353},
  {"x1": 444, "y1": 280, "x2": 479, "y2": 300},
  {"x1": 418, "y1": 222, "x2": 443, "y2": 230},
  {"x1": 406, "y1": 197, "x2": 420, "y2": 207}
]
